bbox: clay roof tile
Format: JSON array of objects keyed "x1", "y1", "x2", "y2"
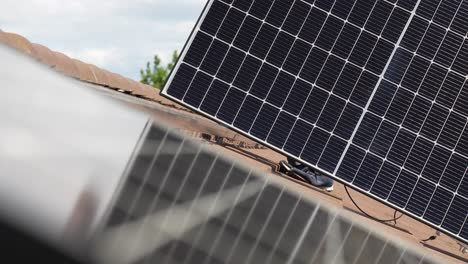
[
  {"x1": 52, "y1": 51, "x2": 80, "y2": 78},
  {"x1": 4, "y1": 32, "x2": 34, "y2": 55},
  {"x1": 72, "y1": 59, "x2": 96, "y2": 83},
  {"x1": 31, "y1": 44, "x2": 57, "y2": 67}
]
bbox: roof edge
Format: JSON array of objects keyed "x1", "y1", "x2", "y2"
[{"x1": 0, "y1": 30, "x2": 181, "y2": 109}]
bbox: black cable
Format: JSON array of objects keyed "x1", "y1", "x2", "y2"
[
  {"x1": 421, "y1": 235, "x2": 437, "y2": 243},
  {"x1": 344, "y1": 185, "x2": 403, "y2": 224}
]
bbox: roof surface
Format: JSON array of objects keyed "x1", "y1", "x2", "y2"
[{"x1": 1, "y1": 31, "x2": 466, "y2": 264}]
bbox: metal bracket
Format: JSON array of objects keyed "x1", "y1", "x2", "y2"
[{"x1": 457, "y1": 242, "x2": 468, "y2": 254}]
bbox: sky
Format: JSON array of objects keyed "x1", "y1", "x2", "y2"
[{"x1": 0, "y1": 0, "x2": 207, "y2": 81}]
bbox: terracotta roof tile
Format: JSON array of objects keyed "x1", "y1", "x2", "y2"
[
  {"x1": 132, "y1": 82, "x2": 148, "y2": 97},
  {"x1": 4, "y1": 32, "x2": 34, "y2": 55},
  {"x1": 104, "y1": 70, "x2": 122, "y2": 90},
  {"x1": 0, "y1": 30, "x2": 173, "y2": 108},
  {"x1": 72, "y1": 59, "x2": 97, "y2": 83},
  {"x1": 88, "y1": 63, "x2": 108, "y2": 85},
  {"x1": 119, "y1": 76, "x2": 135, "y2": 93},
  {"x1": 127, "y1": 78, "x2": 143, "y2": 95},
  {"x1": 31, "y1": 44, "x2": 57, "y2": 67},
  {"x1": 53, "y1": 51, "x2": 79, "y2": 78}
]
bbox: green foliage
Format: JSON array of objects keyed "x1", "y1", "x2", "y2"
[{"x1": 140, "y1": 50, "x2": 179, "y2": 89}]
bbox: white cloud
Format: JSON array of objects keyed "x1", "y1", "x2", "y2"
[{"x1": 0, "y1": 0, "x2": 206, "y2": 80}]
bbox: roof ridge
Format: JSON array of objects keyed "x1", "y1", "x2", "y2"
[{"x1": 0, "y1": 30, "x2": 181, "y2": 108}]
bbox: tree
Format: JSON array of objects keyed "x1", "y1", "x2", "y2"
[{"x1": 140, "y1": 50, "x2": 179, "y2": 89}]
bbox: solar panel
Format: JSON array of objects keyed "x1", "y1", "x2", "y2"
[
  {"x1": 162, "y1": 0, "x2": 468, "y2": 244},
  {"x1": 98, "y1": 122, "x2": 442, "y2": 264}
]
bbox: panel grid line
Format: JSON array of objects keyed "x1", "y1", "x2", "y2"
[
  {"x1": 199, "y1": 170, "x2": 255, "y2": 264},
  {"x1": 415, "y1": 84, "x2": 466, "y2": 217},
  {"x1": 159, "y1": 150, "x2": 222, "y2": 264},
  {"x1": 284, "y1": 204, "x2": 320, "y2": 264},
  {"x1": 439, "y1": 166, "x2": 468, "y2": 230},
  {"x1": 187, "y1": 28, "x2": 423, "y2": 117},
  {"x1": 236, "y1": 0, "x2": 298, "y2": 136},
  {"x1": 334, "y1": 0, "x2": 424, "y2": 175},
  {"x1": 218, "y1": 0, "x2": 408, "y2": 77},
  {"x1": 263, "y1": 194, "x2": 302, "y2": 264},
  {"x1": 397, "y1": 0, "x2": 465, "y2": 208},
  {"x1": 125, "y1": 136, "x2": 188, "y2": 262},
  {"x1": 224, "y1": 177, "x2": 271, "y2": 264},
  {"x1": 181, "y1": 0, "x2": 466, "y2": 107},
  {"x1": 359, "y1": 90, "x2": 468, "y2": 160},
  {"x1": 421, "y1": 152, "x2": 459, "y2": 218},
  {"x1": 262, "y1": 2, "x2": 322, "y2": 143},
  {"x1": 419, "y1": 124, "x2": 467, "y2": 219},
  {"x1": 263, "y1": 0, "x2": 344, "y2": 145},
  {"x1": 243, "y1": 188, "x2": 286, "y2": 264},
  {"x1": 120, "y1": 130, "x2": 170, "y2": 227},
  {"x1": 413, "y1": 12, "x2": 468, "y2": 39},
  {"x1": 296, "y1": 0, "x2": 411, "y2": 45},
  {"x1": 180, "y1": 160, "x2": 238, "y2": 264},
  {"x1": 315, "y1": 0, "x2": 404, "y2": 166},
  {"x1": 350, "y1": 230, "x2": 373, "y2": 264},
  {"x1": 339, "y1": 9, "x2": 468, "y2": 196},
  {"x1": 234, "y1": 1, "x2": 334, "y2": 132},
  {"x1": 279, "y1": 0, "x2": 363, "y2": 153},
  {"x1": 308, "y1": 211, "x2": 340, "y2": 263},
  {"x1": 147, "y1": 145, "x2": 205, "y2": 264},
  {"x1": 459, "y1": 213, "x2": 468, "y2": 235},
  {"x1": 395, "y1": 247, "x2": 410, "y2": 264},
  {"x1": 374, "y1": 239, "x2": 391, "y2": 264},
  {"x1": 179, "y1": 63, "x2": 355, "y2": 143},
  {"x1": 197, "y1": 1, "x2": 257, "y2": 113},
  {"x1": 405, "y1": 178, "x2": 437, "y2": 216},
  {"x1": 455, "y1": 151, "x2": 468, "y2": 193},
  {"x1": 296, "y1": 0, "x2": 384, "y2": 159},
  {"x1": 212, "y1": 1, "x2": 278, "y2": 119},
  {"x1": 348, "y1": 140, "x2": 468, "y2": 202},
  {"x1": 328, "y1": 222, "x2": 355, "y2": 264},
  {"x1": 290, "y1": 1, "x2": 347, "y2": 163},
  {"x1": 398, "y1": 45, "x2": 467, "y2": 78},
  {"x1": 363, "y1": 1, "x2": 464, "y2": 207},
  {"x1": 180, "y1": 1, "x2": 232, "y2": 103}
]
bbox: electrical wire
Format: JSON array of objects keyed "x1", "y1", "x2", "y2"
[
  {"x1": 421, "y1": 235, "x2": 437, "y2": 243},
  {"x1": 344, "y1": 186, "x2": 442, "y2": 244},
  {"x1": 344, "y1": 185, "x2": 404, "y2": 225}
]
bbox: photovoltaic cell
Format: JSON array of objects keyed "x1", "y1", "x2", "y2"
[{"x1": 163, "y1": 0, "x2": 468, "y2": 244}]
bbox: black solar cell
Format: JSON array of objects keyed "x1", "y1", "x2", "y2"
[
  {"x1": 284, "y1": 119, "x2": 314, "y2": 156},
  {"x1": 234, "y1": 95, "x2": 263, "y2": 131}
]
